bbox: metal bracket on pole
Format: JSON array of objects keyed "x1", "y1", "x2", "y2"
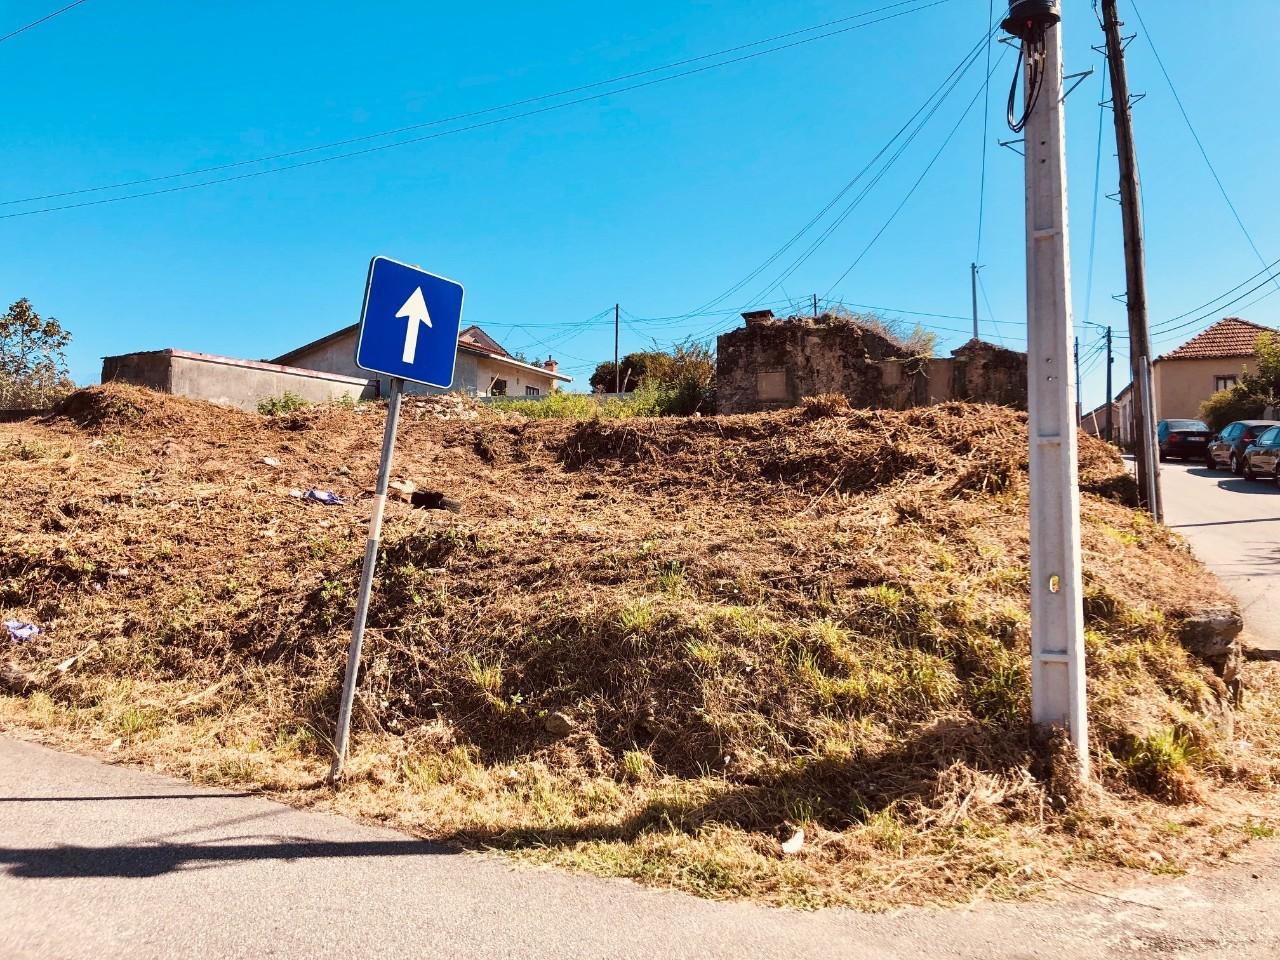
[
  {"x1": 329, "y1": 376, "x2": 405, "y2": 781},
  {"x1": 999, "y1": 138, "x2": 1026, "y2": 157},
  {"x1": 1060, "y1": 68, "x2": 1095, "y2": 103},
  {"x1": 1138, "y1": 357, "x2": 1162, "y2": 521}
]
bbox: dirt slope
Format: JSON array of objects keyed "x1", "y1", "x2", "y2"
[{"x1": 2, "y1": 385, "x2": 1277, "y2": 908}]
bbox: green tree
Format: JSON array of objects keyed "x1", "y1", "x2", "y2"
[
  {"x1": 0, "y1": 298, "x2": 75, "y2": 408},
  {"x1": 588, "y1": 344, "x2": 715, "y2": 414},
  {"x1": 590, "y1": 351, "x2": 666, "y2": 393}
]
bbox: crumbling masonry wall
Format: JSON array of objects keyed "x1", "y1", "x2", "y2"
[{"x1": 715, "y1": 315, "x2": 1028, "y2": 414}]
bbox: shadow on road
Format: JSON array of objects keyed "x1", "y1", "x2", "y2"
[
  {"x1": 1169, "y1": 464, "x2": 1278, "y2": 494},
  {"x1": 1172, "y1": 516, "x2": 1280, "y2": 529},
  {"x1": 0, "y1": 794, "x2": 254, "y2": 803},
  {"x1": 2, "y1": 837, "x2": 455, "y2": 879}
]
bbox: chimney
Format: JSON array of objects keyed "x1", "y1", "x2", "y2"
[
  {"x1": 742, "y1": 309, "x2": 776, "y2": 328},
  {"x1": 544, "y1": 356, "x2": 558, "y2": 374}
]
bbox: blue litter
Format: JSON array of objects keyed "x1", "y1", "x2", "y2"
[
  {"x1": 4, "y1": 620, "x2": 39, "y2": 642},
  {"x1": 302, "y1": 489, "x2": 345, "y2": 506}
]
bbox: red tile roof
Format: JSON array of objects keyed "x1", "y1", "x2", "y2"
[
  {"x1": 1159, "y1": 317, "x2": 1277, "y2": 361},
  {"x1": 458, "y1": 325, "x2": 510, "y2": 358}
]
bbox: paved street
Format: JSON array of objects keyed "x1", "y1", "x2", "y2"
[
  {"x1": 2, "y1": 737, "x2": 1279, "y2": 959},
  {"x1": 1160, "y1": 458, "x2": 1280, "y2": 650}
]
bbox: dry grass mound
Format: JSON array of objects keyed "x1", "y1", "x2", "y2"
[{"x1": 2, "y1": 384, "x2": 1278, "y2": 908}]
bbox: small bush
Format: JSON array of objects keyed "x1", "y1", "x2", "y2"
[
  {"x1": 258, "y1": 392, "x2": 311, "y2": 416},
  {"x1": 1200, "y1": 385, "x2": 1264, "y2": 431}
]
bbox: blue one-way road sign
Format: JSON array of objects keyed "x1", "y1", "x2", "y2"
[{"x1": 355, "y1": 256, "x2": 465, "y2": 389}]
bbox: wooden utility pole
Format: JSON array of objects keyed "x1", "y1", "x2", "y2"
[
  {"x1": 1105, "y1": 326, "x2": 1114, "y2": 443},
  {"x1": 1102, "y1": 0, "x2": 1162, "y2": 521},
  {"x1": 812, "y1": 293, "x2": 819, "y2": 319},
  {"x1": 971, "y1": 263, "x2": 980, "y2": 341},
  {"x1": 1005, "y1": 0, "x2": 1089, "y2": 777},
  {"x1": 614, "y1": 303, "x2": 620, "y2": 395}
]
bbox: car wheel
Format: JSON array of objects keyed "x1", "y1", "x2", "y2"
[
  {"x1": 1205, "y1": 454, "x2": 1217, "y2": 471},
  {"x1": 1245, "y1": 461, "x2": 1257, "y2": 481},
  {"x1": 1231, "y1": 453, "x2": 1244, "y2": 475}
]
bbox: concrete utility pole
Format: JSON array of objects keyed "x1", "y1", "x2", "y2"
[
  {"x1": 1102, "y1": 0, "x2": 1162, "y2": 522},
  {"x1": 971, "y1": 263, "x2": 981, "y2": 340},
  {"x1": 614, "y1": 303, "x2": 620, "y2": 395},
  {"x1": 1004, "y1": 0, "x2": 1089, "y2": 777},
  {"x1": 1104, "y1": 326, "x2": 1114, "y2": 443}
]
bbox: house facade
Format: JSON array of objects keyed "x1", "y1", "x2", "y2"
[
  {"x1": 1082, "y1": 385, "x2": 1131, "y2": 444},
  {"x1": 272, "y1": 324, "x2": 571, "y2": 398},
  {"x1": 1152, "y1": 317, "x2": 1276, "y2": 421}
]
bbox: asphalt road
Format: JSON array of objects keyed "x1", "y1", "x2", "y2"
[
  {"x1": 1160, "y1": 457, "x2": 1280, "y2": 650},
  {"x1": 3, "y1": 737, "x2": 1280, "y2": 959}
]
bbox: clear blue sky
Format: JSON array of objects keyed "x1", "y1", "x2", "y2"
[{"x1": 3, "y1": 0, "x2": 1277, "y2": 410}]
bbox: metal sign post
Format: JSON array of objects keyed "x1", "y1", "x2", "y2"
[
  {"x1": 329, "y1": 256, "x2": 464, "y2": 780},
  {"x1": 330, "y1": 376, "x2": 403, "y2": 779}
]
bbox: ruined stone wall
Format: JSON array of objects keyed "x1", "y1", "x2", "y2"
[
  {"x1": 949, "y1": 340, "x2": 1028, "y2": 408},
  {"x1": 716, "y1": 317, "x2": 1027, "y2": 414},
  {"x1": 716, "y1": 318, "x2": 909, "y2": 414}
]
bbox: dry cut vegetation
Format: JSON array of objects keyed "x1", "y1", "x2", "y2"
[{"x1": 3, "y1": 384, "x2": 1280, "y2": 909}]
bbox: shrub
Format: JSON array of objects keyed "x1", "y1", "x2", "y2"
[
  {"x1": 258, "y1": 392, "x2": 310, "y2": 416},
  {"x1": 1200, "y1": 385, "x2": 1263, "y2": 430}
]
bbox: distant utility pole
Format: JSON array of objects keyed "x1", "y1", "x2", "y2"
[
  {"x1": 812, "y1": 293, "x2": 819, "y2": 318},
  {"x1": 971, "y1": 263, "x2": 980, "y2": 340},
  {"x1": 1004, "y1": 0, "x2": 1089, "y2": 778},
  {"x1": 614, "y1": 303, "x2": 620, "y2": 395},
  {"x1": 1104, "y1": 326, "x2": 1114, "y2": 443},
  {"x1": 1102, "y1": 0, "x2": 1162, "y2": 522},
  {"x1": 1074, "y1": 336, "x2": 1082, "y2": 425}
]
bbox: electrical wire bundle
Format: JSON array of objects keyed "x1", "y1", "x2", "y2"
[{"x1": 1003, "y1": 1, "x2": 1059, "y2": 133}]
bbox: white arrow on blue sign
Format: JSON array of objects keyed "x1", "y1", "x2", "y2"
[{"x1": 354, "y1": 256, "x2": 465, "y2": 389}]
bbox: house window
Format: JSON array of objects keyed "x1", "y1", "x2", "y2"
[
  {"x1": 491, "y1": 378, "x2": 508, "y2": 397},
  {"x1": 525, "y1": 386, "x2": 540, "y2": 397},
  {"x1": 1215, "y1": 375, "x2": 1238, "y2": 392}
]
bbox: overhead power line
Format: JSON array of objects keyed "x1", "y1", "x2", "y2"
[
  {"x1": 0, "y1": 0, "x2": 951, "y2": 219},
  {"x1": 821, "y1": 46, "x2": 1006, "y2": 298},
  {"x1": 1151, "y1": 260, "x2": 1280, "y2": 345},
  {"x1": 1129, "y1": 0, "x2": 1278, "y2": 293},
  {"x1": 974, "y1": 0, "x2": 994, "y2": 263},
  {"x1": 636, "y1": 19, "x2": 996, "y2": 326},
  {"x1": 739, "y1": 24, "x2": 999, "y2": 309},
  {"x1": 1151, "y1": 255, "x2": 1280, "y2": 335},
  {"x1": 0, "y1": 0, "x2": 90, "y2": 44},
  {"x1": 1082, "y1": 66, "x2": 1109, "y2": 330}
]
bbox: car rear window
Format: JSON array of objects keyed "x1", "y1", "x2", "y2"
[{"x1": 1168, "y1": 420, "x2": 1208, "y2": 431}]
